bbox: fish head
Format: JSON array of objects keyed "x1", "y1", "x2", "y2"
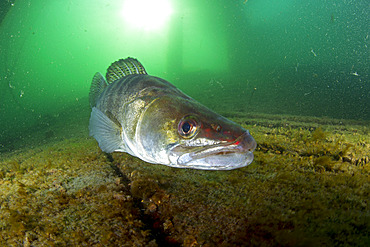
[{"x1": 137, "y1": 96, "x2": 257, "y2": 170}]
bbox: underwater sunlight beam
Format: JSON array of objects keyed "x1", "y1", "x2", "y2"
[{"x1": 121, "y1": 0, "x2": 173, "y2": 31}]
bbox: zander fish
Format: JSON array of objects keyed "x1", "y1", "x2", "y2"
[{"x1": 89, "y1": 57, "x2": 257, "y2": 170}]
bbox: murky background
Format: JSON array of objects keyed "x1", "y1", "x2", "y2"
[{"x1": 0, "y1": 0, "x2": 369, "y2": 151}]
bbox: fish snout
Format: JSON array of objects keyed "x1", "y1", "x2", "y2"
[{"x1": 233, "y1": 130, "x2": 257, "y2": 153}]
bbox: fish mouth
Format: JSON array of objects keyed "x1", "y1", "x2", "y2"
[{"x1": 168, "y1": 131, "x2": 257, "y2": 170}]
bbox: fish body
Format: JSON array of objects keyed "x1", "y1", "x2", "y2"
[{"x1": 89, "y1": 57, "x2": 256, "y2": 170}]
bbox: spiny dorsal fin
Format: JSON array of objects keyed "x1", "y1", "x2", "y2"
[
  {"x1": 89, "y1": 72, "x2": 107, "y2": 108},
  {"x1": 106, "y1": 57, "x2": 147, "y2": 84}
]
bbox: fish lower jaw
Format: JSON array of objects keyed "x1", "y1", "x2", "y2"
[
  {"x1": 168, "y1": 149, "x2": 254, "y2": 170},
  {"x1": 167, "y1": 131, "x2": 257, "y2": 170}
]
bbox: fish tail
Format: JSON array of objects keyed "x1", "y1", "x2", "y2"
[{"x1": 106, "y1": 57, "x2": 147, "y2": 84}]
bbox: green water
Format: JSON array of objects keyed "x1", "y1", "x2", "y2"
[{"x1": 0, "y1": 0, "x2": 369, "y2": 152}]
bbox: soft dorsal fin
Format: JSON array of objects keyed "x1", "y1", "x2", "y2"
[
  {"x1": 106, "y1": 57, "x2": 147, "y2": 84},
  {"x1": 89, "y1": 72, "x2": 107, "y2": 108}
]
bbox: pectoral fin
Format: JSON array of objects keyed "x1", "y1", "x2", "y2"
[{"x1": 89, "y1": 107, "x2": 125, "y2": 153}]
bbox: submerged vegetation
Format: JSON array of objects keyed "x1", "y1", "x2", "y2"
[{"x1": 0, "y1": 105, "x2": 369, "y2": 246}]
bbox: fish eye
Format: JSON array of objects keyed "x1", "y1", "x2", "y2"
[
  {"x1": 182, "y1": 122, "x2": 191, "y2": 133},
  {"x1": 178, "y1": 115, "x2": 199, "y2": 138}
]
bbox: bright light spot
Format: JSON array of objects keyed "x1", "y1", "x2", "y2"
[{"x1": 121, "y1": 0, "x2": 173, "y2": 31}]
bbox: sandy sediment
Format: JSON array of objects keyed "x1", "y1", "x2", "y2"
[{"x1": 0, "y1": 110, "x2": 369, "y2": 246}]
